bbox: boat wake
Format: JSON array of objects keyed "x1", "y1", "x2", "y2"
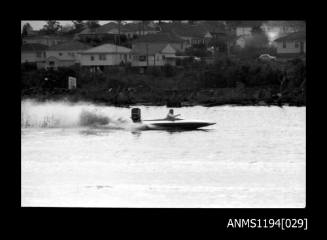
[{"x1": 21, "y1": 99, "x2": 143, "y2": 130}]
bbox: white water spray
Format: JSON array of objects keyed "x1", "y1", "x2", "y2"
[{"x1": 21, "y1": 99, "x2": 141, "y2": 130}]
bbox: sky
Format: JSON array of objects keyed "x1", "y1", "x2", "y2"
[{"x1": 21, "y1": 20, "x2": 113, "y2": 31}]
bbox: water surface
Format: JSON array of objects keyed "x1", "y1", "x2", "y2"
[{"x1": 21, "y1": 100, "x2": 306, "y2": 207}]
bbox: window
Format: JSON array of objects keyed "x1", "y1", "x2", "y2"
[
  {"x1": 99, "y1": 54, "x2": 106, "y2": 60},
  {"x1": 90, "y1": 56, "x2": 95, "y2": 61},
  {"x1": 294, "y1": 42, "x2": 299, "y2": 48},
  {"x1": 283, "y1": 41, "x2": 286, "y2": 48},
  {"x1": 59, "y1": 52, "x2": 63, "y2": 56},
  {"x1": 36, "y1": 52, "x2": 42, "y2": 58}
]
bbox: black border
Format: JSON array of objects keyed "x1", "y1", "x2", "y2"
[{"x1": 9, "y1": 2, "x2": 318, "y2": 234}]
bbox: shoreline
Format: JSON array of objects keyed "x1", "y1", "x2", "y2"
[{"x1": 21, "y1": 91, "x2": 305, "y2": 107}]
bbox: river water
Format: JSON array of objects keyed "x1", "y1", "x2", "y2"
[{"x1": 21, "y1": 99, "x2": 305, "y2": 208}]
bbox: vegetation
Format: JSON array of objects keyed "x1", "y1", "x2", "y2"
[
  {"x1": 21, "y1": 56, "x2": 306, "y2": 106},
  {"x1": 39, "y1": 21, "x2": 62, "y2": 35}
]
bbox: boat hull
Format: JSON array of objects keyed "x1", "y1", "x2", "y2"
[{"x1": 142, "y1": 120, "x2": 215, "y2": 130}]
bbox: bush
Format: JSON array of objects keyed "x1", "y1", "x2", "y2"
[{"x1": 162, "y1": 64, "x2": 176, "y2": 77}]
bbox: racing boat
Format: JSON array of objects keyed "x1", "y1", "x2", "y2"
[{"x1": 131, "y1": 108, "x2": 215, "y2": 130}]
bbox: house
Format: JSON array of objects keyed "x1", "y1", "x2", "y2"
[
  {"x1": 133, "y1": 32, "x2": 187, "y2": 53},
  {"x1": 104, "y1": 22, "x2": 160, "y2": 39},
  {"x1": 77, "y1": 22, "x2": 160, "y2": 42},
  {"x1": 22, "y1": 35, "x2": 72, "y2": 47},
  {"x1": 131, "y1": 43, "x2": 177, "y2": 67},
  {"x1": 274, "y1": 31, "x2": 306, "y2": 57},
  {"x1": 45, "y1": 40, "x2": 92, "y2": 69},
  {"x1": 79, "y1": 43, "x2": 132, "y2": 70},
  {"x1": 21, "y1": 43, "x2": 48, "y2": 69},
  {"x1": 261, "y1": 21, "x2": 305, "y2": 45},
  {"x1": 160, "y1": 22, "x2": 213, "y2": 47},
  {"x1": 77, "y1": 23, "x2": 118, "y2": 42}
]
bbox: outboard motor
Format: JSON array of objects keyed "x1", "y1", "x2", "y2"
[{"x1": 131, "y1": 108, "x2": 141, "y2": 122}]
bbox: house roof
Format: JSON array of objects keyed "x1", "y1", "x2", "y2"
[
  {"x1": 160, "y1": 22, "x2": 212, "y2": 39},
  {"x1": 131, "y1": 43, "x2": 175, "y2": 55},
  {"x1": 79, "y1": 22, "x2": 158, "y2": 35},
  {"x1": 47, "y1": 40, "x2": 92, "y2": 51},
  {"x1": 120, "y1": 22, "x2": 157, "y2": 32},
  {"x1": 23, "y1": 34, "x2": 71, "y2": 40},
  {"x1": 94, "y1": 22, "x2": 119, "y2": 33},
  {"x1": 197, "y1": 21, "x2": 227, "y2": 33},
  {"x1": 274, "y1": 31, "x2": 306, "y2": 42},
  {"x1": 133, "y1": 32, "x2": 184, "y2": 43},
  {"x1": 78, "y1": 27, "x2": 99, "y2": 35},
  {"x1": 81, "y1": 43, "x2": 131, "y2": 54},
  {"x1": 21, "y1": 43, "x2": 48, "y2": 51}
]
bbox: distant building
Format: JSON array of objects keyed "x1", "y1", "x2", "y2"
[
  {"x1": 131, "y1": 43, "x2": 177, "y2": 67},
  {"x1": 77, "y1": 22, "x2": 160, "y2": 42},
  {"x1": 79, "y1": 43, "x2": 132, "y2": 69},
  {"x1": 77, "y1": 25, "x2": 116, "y2": 42},
  {"x1": 21, "y1": 43, "x2": 48, "y2": 69},
  {"x1": 160, "y1": 22, "x2": 213, "y2": 47},
  {"x1": 106, "y1": 22, "x2": 160, "y2": 39},
  {"x1": 133, "y1": 32, "x2": 187, "y2": 52},
  {"x1": 22, "y1": 35, "x2": 72, "y2": 47},
  {"x1": 45, "y1": 40, "x2": 92, "y2": 69},
  {"x1": 274, "y1": 31, "x2": 306, "y2": 57},
  {"x1": 261, "y1": 21, "x2": 305, "y2": 44}
]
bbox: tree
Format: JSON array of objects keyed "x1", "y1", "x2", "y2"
[
  {"x1": 86, "y1": 20, "x2": 100, "y2": 29},
  {"x1": 41, "y1": 20, "x2": 62, "y2": 34},
  {"x1": 247, "y1": 25, "x2": 269, "y2": 48},
  {"x1": 22, "y1": 22, "x2": 33, "y2": 37},
  {"x1": 225, "y1": 21, "x2": 242, "y2": 30},
  {"x1": 72, "y1": 20, "x2": 86, "y2": 31}
]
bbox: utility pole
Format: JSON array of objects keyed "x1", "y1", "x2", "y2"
[
  {"x1": 142, "y1": 20, "x2": 145, "y2": 36},
  {"x1": 116, "y1": 20, "x2": 121, "y2": 65},
  {"x1": 118, "y1": 20, "x2": 121, "y2": 46}
]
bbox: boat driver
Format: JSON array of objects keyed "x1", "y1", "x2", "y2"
[{"x1": 166, "y1": 109, "x2": 181, "y2": 121}]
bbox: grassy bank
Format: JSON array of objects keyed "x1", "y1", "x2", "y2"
[{"x1": 21, "y1": 57, "x2": 306, "y2": 107}]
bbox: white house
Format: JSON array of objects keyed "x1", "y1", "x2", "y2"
[
  {"x1": 45, "y1": 40, "x2": 92, "y2": 69},
  {"x1": 274, "y1": 31, "x2": 306, "y2": 56},
  {"x1": 79, "y1": 44, "x2": 132, "y2": 68},
  {"x1": 261, "y1": 21, "x2": 305, "y2": 44},
  {"x1": 21, "y1": 43, "x2": 48, "y2": 69},
  {"x1": 131, "y1": 43, "x2": 177, "y2": 67}
]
